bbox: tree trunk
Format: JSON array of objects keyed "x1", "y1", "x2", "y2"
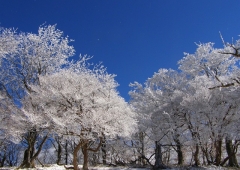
[
  {"x1": 19, "y1": 131, "x2": 49, "y2": 169},
  {"x1": 57, "y1": 140, "x2": 62, "y2": 165},
  {"x1": 73, "y1": 141, "x2": 84, "y2": 170},
  {"x1": 139, "y1": 132, "x2": 146, "y2": 165},
  {"x1": 175, "y1": 139, "x2": 184, "y2": 165},
  {"x1": 82, "y1": 138, "x2": 103, "y2": 170},
  {"x1": 65, "y1": 140, "x2": 68, "y2": 165},
  {"x1": 18, "y1": 131, "x2": 37, "y2": 168},
  {"x1": 193, "y1": 144, "x2": 200, "y2": 166},
  {"x1": 215, "y1": 140, "x2": 222, "y2": 166},
  {"x1": 82, "y1": 143, "x2": 89, "y2": 170},
  {"x1": 177, "y1": 145, "x2": 184, "y2": 165},
  {"x1": 19, "y1": 147, "x2": 36, "y2": 168},
  {"x1": 154, "y1": 141, "x2": 166, "y2": 169},
  {"x1": 0, "y1": 153, "x2": 6, "y2": 167},
  {"x1": 201, "y1": 146, "x2": 211, "y2": 165},
  {"x1": 225, "y1": 138, "x2": 238, "y2": 167},
  {"x1": 166, "y1": 149, "x2": 170, "y2": 165},
  {"x1": 101, "y1": 135, "x2": 107, "y2": 165}
]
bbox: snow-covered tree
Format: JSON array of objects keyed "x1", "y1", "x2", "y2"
[
  {"x1": 0, "y1": 24, "x2": 75, "y2": 99},
  {"x1": 178, "y1": 39, "x2": 240, "y2": 167},
  {"x1": 26, "y1": 58, "x2": 137, "y2": 170},
  {"x1": 0, "y1": 24, "x2": 75, "y2": 168},
  {"x1": 130, "y1": 38, "x2": 240, "y2": 167},
  {"x1": 130, "y1": 69, "x2": 190, "y2": 168},
  {"x1": 178, "y1": 42, "x2": 240, "y2": 90},
  {"x1": 0, "y1": 27, "x2": 18, "y2": 59}
]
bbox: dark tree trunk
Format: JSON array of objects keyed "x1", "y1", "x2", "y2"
[
  {"x1": 154, "y1": 141, "x2": 166, "y2": 169},
  {"x1": 19, "y1": 131, "x2": 37, "y2": 168},
  {"x1": 225, "y1": 138, "x2": 238, "y2": 167},
  {"x1": 139, "y1": 132, "x2": 147, "y2": 165},
  {"x1": 73, "y1": 141, "x2": 84, "y2": 170},
  {"x1": 175, "y1": 139, "x2": 184, "y2": 165},
  {"x1": 193, "y1": 144, "x2": 200, "y2": 166},
  {"x1": 101, "y1": 135, "x2": 107, "y2": 165},
  {"x1": 83, "y1": 138, "x2": 103, "y2": 170},
  {"x1": 57, "y1": 140, "x2": 62, "y2": 165},
  {"x1": 71, "y1": 138, "x2": 102, "y2": 170},
  {"x1": 82, "y1": 143, "x2": 89, "y2": 170},
  {"x1": 0, "y1": 153, "x2": 6, "y2": 167},
  {"x1": 65, "y1": 140, "x2": 68, "y2": 165},
  {"x1": 215, "y1": 140, "x2": 222, "y2": 166},
  {"x1": 18, "y1": 131, "x2": 48, "y2": 169},
  {"x1": 201, "y1": 146, "x2": 212, "y2": 165},
  {"x1": 177, "y1": 145, "x2": 184, "y2": 165}
]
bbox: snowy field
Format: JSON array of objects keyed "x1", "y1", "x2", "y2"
[{"x1": 0, "y1": 164, "x2": 238, "y2": 170}]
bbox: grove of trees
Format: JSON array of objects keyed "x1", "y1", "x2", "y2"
[{"x1": 0, "y1": 25, "x2": 240, "y2": 169}]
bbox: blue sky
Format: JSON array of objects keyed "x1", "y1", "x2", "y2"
[{"x1": 1, "y1": 0, "x2": 240, "y2": 101}]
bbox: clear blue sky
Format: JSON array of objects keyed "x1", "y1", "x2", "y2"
[{"x1": 1, "y1": 0, "x2": 240, "y2": 101}]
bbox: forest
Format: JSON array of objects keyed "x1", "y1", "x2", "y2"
[{"x1": 0, "y1": 25, "x2": 240, "y2": 170}]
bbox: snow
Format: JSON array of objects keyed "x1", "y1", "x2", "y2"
[
  {"x1": 0, "y1": 164, "x2": 235, "y2": 170},
  {"x1": 0, "y1": 164, "x2": 150, "y2": 170}
]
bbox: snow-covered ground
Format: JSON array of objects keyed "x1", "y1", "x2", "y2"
[
  {"x1": 0, "y1": 164, "x2": 237, "y2": 170},
  {"x1": 0, "y1": 164, "x2": 150, "y2": 170}
]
